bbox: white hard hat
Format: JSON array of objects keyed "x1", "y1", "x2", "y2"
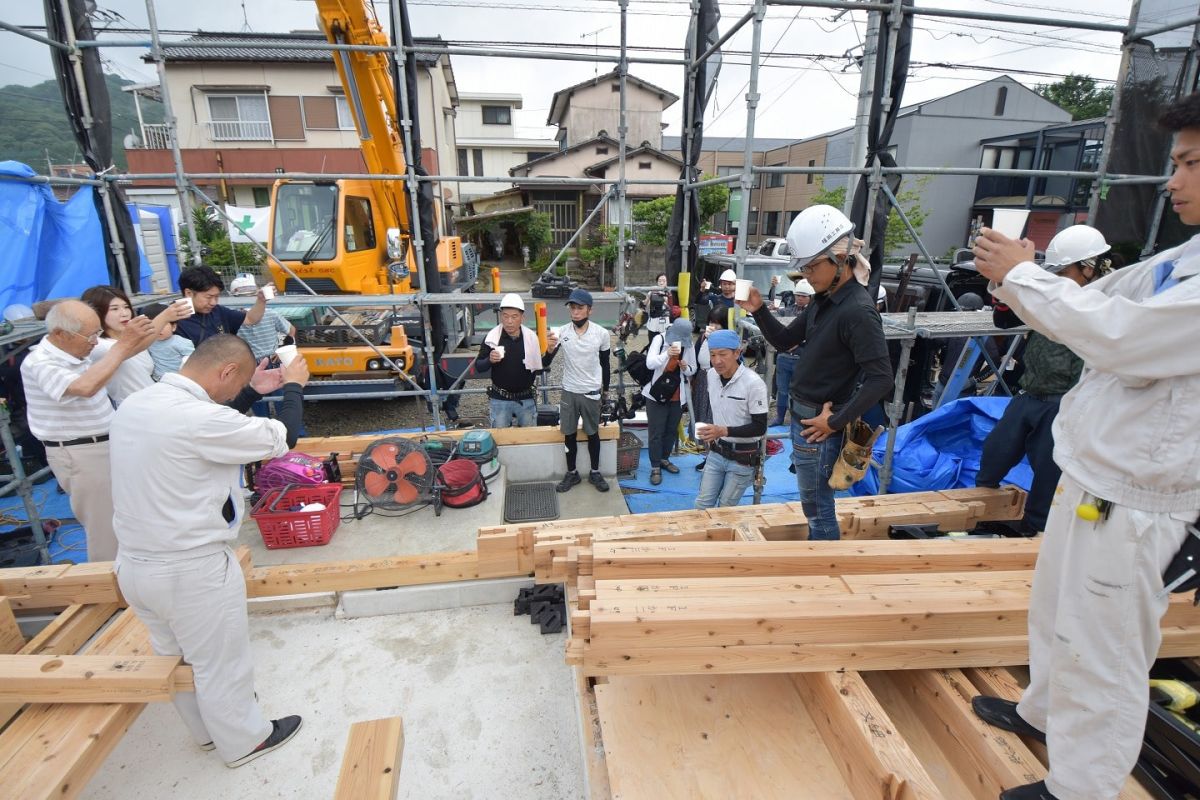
[
  {"x1": 229, "y1": 273, "x2": 258, "y2": 296},
  {"x1": 786, "y1": 204, "x2": 856, "y2": 268},
  {"x1": 1043, "y1": 225, "x2": 1109, "y2": 272},
  {"x1": 793, "y1": 278, "x2": 814, "y2": 296},
  {"x1": 499, "y1": 293, "x2": 525, "y2": 312},
  {"x1": 718, "y1": 269, "x2": 738, "y2": 283}
]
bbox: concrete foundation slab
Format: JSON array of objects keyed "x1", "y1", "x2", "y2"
[
  {"x1": 83, "y1": 604, "x2": 584, "y2": 800},
  {"x1": 338, "y1": 576, "x2": 535, "y2": 618}
]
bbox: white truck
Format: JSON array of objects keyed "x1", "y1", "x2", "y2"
[{"x1": 754, "y1": 238, "x2": 792, "y2": 260}]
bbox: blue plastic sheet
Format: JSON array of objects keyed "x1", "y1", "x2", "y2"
[
  {"x1": 0, "y1": 161, "x2": 109, "y2": 311},
  {"x1": 850, "y1": 397, "x2": 1033, "y2": 496}
]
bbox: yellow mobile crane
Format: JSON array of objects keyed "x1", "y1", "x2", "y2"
[{"x1": 266, "y1": 1, "x2": 472, "y2": 375}]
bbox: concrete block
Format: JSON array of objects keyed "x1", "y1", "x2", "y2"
[{"x1": 337, "y1": 576, "x2": 536, "y2": 619}]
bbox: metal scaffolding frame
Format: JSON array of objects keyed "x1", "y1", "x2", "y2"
[{"x1": 0, "y1": 0, "x2": 1196, "y2": 555}]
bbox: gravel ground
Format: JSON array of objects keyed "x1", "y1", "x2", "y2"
[{"x1": 302, "y1": 324, "x2": 653, "y2": 437}]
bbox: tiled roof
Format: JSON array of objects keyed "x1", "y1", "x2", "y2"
[{"x1": 153, "y1": 31, "x2": 443, "y2": 65}]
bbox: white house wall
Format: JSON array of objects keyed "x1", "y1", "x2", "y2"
[{"x1": 561, "y1": 80, "x2": 666, "y2": 150}]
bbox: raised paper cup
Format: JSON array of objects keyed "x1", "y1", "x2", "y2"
[
  {"x1": 734, "y1": 278, "x2": 753, "y2": 302},
  {"x1": 275, "y1": 344, "x2": 299, "y2": 367},
  {"x1": 261, "y1": 284, "x2": 276, "y2": 301}
]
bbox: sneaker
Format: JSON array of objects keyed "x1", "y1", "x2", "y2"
[
  {"x1": 588, "y1": 470, "x2": 610, "y2": 492},
  {"x1": 971, "y1": 696, "x2": 1045, "y2": 743},
  {"x1": 768, "y1": 417, "x2": 785, "y2": 427},
  {"x1": 225, "y1": 716, "x2": 303, "y2": 768},
  {"x1": 694, "y1": 459, "x2": 706, "y2": 472},
  {"x1": 999, "y1": 781, "x2": 1059, "y2": 800},
  {"x1": 650, "y1": 468, "x2": 662, "y2": 486},
  {"x1": 659, "y1": 460, "x2": 679, "y2": 474},
  {"x1": 556, "y1": 471, "x2": 581, "y2": 493}
]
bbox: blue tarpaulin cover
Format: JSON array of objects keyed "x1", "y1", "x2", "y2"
[
  {"x1": 850, "y1": 396, "x2": 1033, "y2": 496},
  {"x1": 0, "y1": 161, "x2": 109, "y2": 311}
]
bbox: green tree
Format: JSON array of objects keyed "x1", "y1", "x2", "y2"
[
  {"x1": 179, "y1": 206, "x2": 263, "y2": 277},
  {"x1": 1034, "y1": 74, "x2": 1114, "y2": 121},
  {"x1": 630, "y1": 175, "x2": 730, "y2": 246},
  {"x1": 807, "y1": 177, "x2": 930, "y2": 256}
]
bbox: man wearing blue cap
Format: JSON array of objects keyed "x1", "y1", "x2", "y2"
[
  {"x1": 543, "y1": 288, "x2": 611, "y2": 492},
  {"x1": 694, "y1": 329, "x2": 768, "y2": 508}
]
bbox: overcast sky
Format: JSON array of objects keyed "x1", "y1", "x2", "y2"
[{"x1": 0, "y1": 0, "x2": 1156, "y2": 143}]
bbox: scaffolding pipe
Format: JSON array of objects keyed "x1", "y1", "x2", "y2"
[
  {"x1": 54, "y1": 0, "x2": 133, "y2": 296},
  {"x1": 0, "y1": 172, "x2": 103, "y2": 187},
  {"x1": 690, "y1": 9, "x2": 753, "y2": 72},
  {"x1": 846, "y1": 2, "x2": 880, "y2": 216},
  {"x1": 1127, "y1": 14, "x2": 1200, "y2": 43},
  {"x1": 0, "y1": 402, "x2": 49, "y2": 565},
  {"x1": 0, "y1": 19, "x2": 70, "y2": 49},
  {"x1": 679, "y1": 0, "x2": 700, "y2": 287},
  {"x1": 732, "y1": 0, "x2": 767, "y2": 277},
  {"x1": 144, "y1": 0, "x2": 200, "y2": 264},
  {"x1": 616, "y1": 0, "x2": 629, "y2": 291},
  {"x1": 1087, "y1": 0, "x2": 1141, "y2": 225}
]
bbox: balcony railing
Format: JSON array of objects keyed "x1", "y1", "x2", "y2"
[
  {"x1": 206, "y1": 120, "x2": 273, "y2": 142},
  {"x1": 138, "y1": 124, "x2": 172, "y2": 149}
]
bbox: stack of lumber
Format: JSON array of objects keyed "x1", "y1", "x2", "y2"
[
  {"x1": 561, "y1": 538, "x2": 1200, "y2": 678},
  {"x1": 476, "y1": 486, "x2": 1026, "y2": 580}
]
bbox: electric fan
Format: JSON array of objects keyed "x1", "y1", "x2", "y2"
[{"x1": 354, "y1": 438, "x2": 437, "y2": 518}]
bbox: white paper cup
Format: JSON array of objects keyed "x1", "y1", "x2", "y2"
[
  {"x1": 176, "y1": 296, "x2": 194, "y2": 315},
  {"x1": 696, "y1": 422, "x2": 710, "y2": 438},
  {"x1": 261, "y1": 284, "x2": 276, "y2": 301},
  {"x1": 734, "y1": 278, "x2": 753, "y2": 302},
  {"x1": 494, "y1": 345, "x2": 506, "y2": 359},
  {"x1": 275, "y1": 344, "x2": 299, "y2": 367},
  {"x1": 990, "y1": 209, "x2": 1030, "y2": 240}
]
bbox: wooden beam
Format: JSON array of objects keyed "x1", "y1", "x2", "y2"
[
  {"x1": 0, "y1": 655, "x2": 190, "y2": 704},
  {"x1": 246, "y1": 550, "x2": 495, "y2": 597},
  {"x1": 586, "y1": 539, "x2": 1041, "y2": 580},
  {"x1": 0, "y1": 563, "x2": 122, "y2": 611},
  {"x1": 0, "y1": 598, "x2": 23, "y2": 654},
  {"x1": 333, "y1": 717, "x2": 405, "y2": 800},
  {"x1": 887, "y1": 668, "x2": 1045, "y2": 797},
  {"x1": 791, "y1": 670, "x2": 943, "y2": 800}
]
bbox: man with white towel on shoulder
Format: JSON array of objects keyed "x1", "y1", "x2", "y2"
[{"x1": 474, "y1": 293, "x2": 543, "y2": 428}]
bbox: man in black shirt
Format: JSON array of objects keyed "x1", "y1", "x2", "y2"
[
  {"x1": 738, "y1": 205, "x2": 893, "y2": 540},
  {"x1": 175, "y1": 266, "x2": 267, "y2": 346},
  {"x1": 474, "y1": 293, "x2": 542, "y2": 427}
]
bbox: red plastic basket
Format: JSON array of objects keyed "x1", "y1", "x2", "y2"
[{"x1": 250, "y1": 483, "x2": 342, "y2": 549}]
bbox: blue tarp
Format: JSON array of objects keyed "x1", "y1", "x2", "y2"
[
  {"x1": 850, "y1": 396, "x2": 1033, "y2": 496},
  {"x1": 0, "y1": 161, "x2": 109, "y2": 311}
]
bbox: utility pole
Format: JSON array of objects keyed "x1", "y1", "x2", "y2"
[{"x1": 845, "y1": 3, "x2": 879, "y2": 216}]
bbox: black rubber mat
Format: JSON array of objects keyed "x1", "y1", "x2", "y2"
[{"x1": 504, "y1": 482, "x2": 560, "y2": 523}]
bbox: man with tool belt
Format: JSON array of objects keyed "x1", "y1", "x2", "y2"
[
  {"x1": 967, "y1": 93, "x2": 1200, "y2": 800},
  {"x1": 474, "y1": 293, "x2": 542, "y2": 428},
  {"x1": 738, "y1": 205, "x2": 893, "y2": 540},
  {"x1": 694, "y1": 329, "x2": 768, "y2": 509}
]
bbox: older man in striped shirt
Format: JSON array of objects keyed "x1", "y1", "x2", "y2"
[{"x1": 21, "y1": 300, "x2": 156, "y2": 561}]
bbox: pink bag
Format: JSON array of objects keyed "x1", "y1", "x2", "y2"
[{"x1": 254, "y1": 451, "x2": 330, "y2": 492}]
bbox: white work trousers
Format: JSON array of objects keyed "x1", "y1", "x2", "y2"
[
  {"x1": 1017, "y1": 475, "x2": 1195, "y2": 800},
  {"x1": 115, "y1": 547, "x2": 272, "y2": 763},
  {"x1": 43, "y1": 440, "x2": 116, "y2": 562}
]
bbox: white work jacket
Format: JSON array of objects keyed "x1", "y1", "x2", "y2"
[
  {"x1": 110, "y1": 373, "x2": 289, "y2": 557},
  {"x1": 640, "y1": 334, "x2": 697, "y2": 406},
  {"x1": 993, "y1": 236, "x2": 1200, "y2": 513}
]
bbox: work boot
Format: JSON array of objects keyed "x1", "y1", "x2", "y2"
[
  {"x1": 556, "y1": 471, "x2": 581, "y2": 493},
  {"x1": 971, "y1": 696, "x2": 1046, "y2": 744},
  {"x1": 225, "y1": 716, "x2": 303, "y2": 768},
  {"x1": 659, "y1": 460, "x2": 679, "y2": 474},
  {"x1": 999, "y1": 781, "x2": 1059, "y2": 800},
  {"x1": 828, "y1": 419, "x2": 883, "y2": 490},
  {"x1": 650, "y1": 468, "x2": 662, "y2": 486},
  {"x1": 588, "y1": 470, "x2": 610, "y2": 492}
]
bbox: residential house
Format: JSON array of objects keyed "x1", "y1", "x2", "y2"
[
  {"x1": 123, "y1": 31, "x2": 460, "y2": 226},
  {"x1": 454, "y1": 92, "x2": 556, "y2": 204},
  {"x1": 822, "y1": 75, "x2": 1072, "y2": 257},
  {"x1": 972, "y1": 117, "x2": 1105, "y2": 249},
  {"x1": 491, "y1": 71, "x2": 681, "y2": 258}
]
